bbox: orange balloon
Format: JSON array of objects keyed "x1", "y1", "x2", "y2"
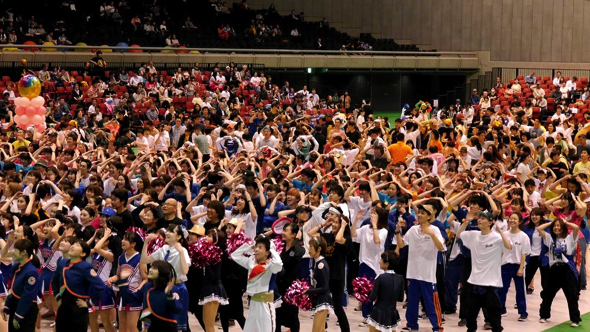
[
  {"x1": 129, "y1": 44, "x2": 142, "y2": 53},
  {"x1": 176, "y1": 46, "x2": 189, "y2": 54},
  {"x1": 23, "y1": 41, "x2": 38, "y2": 52}
]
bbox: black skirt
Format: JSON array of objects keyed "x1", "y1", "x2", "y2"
[
  {"x1": 198, "y1": 282, "x2": 229, "y2": 305},
  {"x1": 368, "y1": 307, "x2": 400, "y2": 332}
]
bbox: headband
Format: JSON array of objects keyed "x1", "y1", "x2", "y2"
[
  {"x1": 312, "y1": 236, "x2": 319, "y2": 244},
  {"x1": 329, "y1": 207, "x2": 342, "y2": 216}
]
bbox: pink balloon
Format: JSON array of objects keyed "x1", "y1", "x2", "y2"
[
  {"x1": 35, "y1": 123, "x2": 46, "y2": 132},
  {"x1": 36, "y1": 107, "x2": 46, "y2": 116},
  {"x1": 30, "y1": 96, "x2": 45, "y2": 108},
  {"x1": 15, "y1": 106, "x2": 25, "y2": 116},
  {"x1": 19, "y1": 116, "x2": 31, "y2": 125},
  {"x1": 31, "y1": 115, "x2": 43, "y2": 125},
  {"x1": 25, "y1": 106, "x2": 36, "y2": 117},
  {"x1": 14, "y1": 97, "x2": 30, "y2": 108}
]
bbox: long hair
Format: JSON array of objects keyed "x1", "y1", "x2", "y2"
[
  {"x1": 167, "y1": 224, "x2": 188, "y2": 249},
  {"x1": 14, "y1": 239, "x2": 40, "y2": 268},
  {"x1": 231, "y1": 195, "x2": 251, "y2": 215},
  {"x1": 374, "y1": 207, "x2": 389, "y2": 230}
]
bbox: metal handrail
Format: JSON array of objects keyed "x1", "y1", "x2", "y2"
[{"x1": 1, "y1": 44, "x2": 478, "y2": 56}]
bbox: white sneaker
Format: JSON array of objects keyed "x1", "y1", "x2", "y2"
[
  {"x1": 539, "y1": 318, "x2": 547, "y2": 323},
  {"x1": 571, "y1": 322, "x2": 579, "y2": 327},
  {"x1": 359, "y1": 318, "x2": 368, "y2": 326}
]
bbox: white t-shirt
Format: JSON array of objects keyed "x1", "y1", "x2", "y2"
[
  {"x1": 543, "y1": 232, "x2": 577, "y2": 266},
  {"x1": 530, "y1": 228, "x2": 543, "y2": 256},
  {"x1": 191, "y1": 205, "x2": 208, "y2": 226},
  {"x1": 155, "y1": 131, "x2": 170, "y2": 151},
  {"x1": 460, "y1": 231, "x2": 505, "y2": 287},
  {"x1": 136, "y1": 136, "x2": 149, "y2": 153},
  {"x1": 403, "y1": 225, "x2": 445, "y2": 283},
  {"x1": 151, "y1": 244, "x2": 191, "y2": 281},
  {"x1": 501, "y1": 231, "x2": 531, "y2": 265},
  {"x1": 225, "y1": 210, "x2": 255, "y2": 240},
  {"x1": 516, "y1": 163, "x2": 530, "y2": 183},
  {"x1": 352, "y1": 225, "x2": 387, "y2": 274},
  {"x1": 348, "y1": 196, "x2": 372, "y2": 227},
  {"x1": 527, "y1": 191, "x2": 542, "y2": 209}
]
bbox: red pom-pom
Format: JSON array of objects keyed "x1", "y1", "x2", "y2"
[
  {"x1": 271, "y1": 237, "x2": 284, "y2": 253},
  {"x1": 225, "y1": 232, "x2": 253, "y2": 259},
  {"x1": 284, "y1": 279, "x2": 312, "y2": 311},
  {"x1": 352, "y1": 277, "x2": 374, "y2": 304},
  {"x1": 147, "y1": 237, "x2": 165, "y2": 255},
  {"x1": 189, "y1": 237, "x2": 222, "y2": 267}
]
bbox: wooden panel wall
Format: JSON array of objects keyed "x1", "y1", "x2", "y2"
[{"x1": 246, "y1": 0, "x2": 590, "y2": 62}]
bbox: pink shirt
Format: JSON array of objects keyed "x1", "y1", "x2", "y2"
[{"x1": 554, "y1": 207, "x2": 585, "y2": 239}]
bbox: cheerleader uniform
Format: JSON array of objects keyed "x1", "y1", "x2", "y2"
[
  {"x1": 139, "y1": 282, "x2": 182, "y2": 332},
  {"x1": 3, "y1": 258, "x2": 40, "y2": 332},
  {"x1": 91, "y1": 251, "x2": 115, "y2": 310},
  {"x1": 116, "y1": 252, "x2": 143, "y2": 312},
  {"x1": 219, "y1": 253, "x2": 247, "y2": 332},
  {"x1": 53, "y1": 259, "x2": 106, "y2": 332},
  {"x1": 368, "y1": 271, "x2": 404, "y2": 332},
  {"x1": 150, "y1": 244, "x2": 191, "y2": 331},
  {"x1": 0, "y1": 261, "x2": 12, "y2": 298},
  {"x1": 40, "y1": 239, "x2": 62, "y2": 296},
  {"x1": 307, "y1": 256, "x2": 334, "y2": 315},
  {"x1": 198, "y1": 262, "x2": 229, "y2": 305}
]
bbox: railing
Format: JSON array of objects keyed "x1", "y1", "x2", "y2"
[{"x1": 1, "y1": 44, "x2": 478, "y2": 57}]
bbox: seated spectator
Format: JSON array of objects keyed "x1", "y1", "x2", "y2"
[
  {"x1": 0, "y1": 29, "x2": 7, "y2": 43},
  {"x1": 218, "y1": 25, "x2": 229, "y2": 40},
  {"x1": 525, "y1": 72, "x2": 536, "y2": 85},
  {"x1": 184, "y1": 16, "x2": 197, "y2": 29},
  {"x1": 8, "y1": 30, "x2": 16, "y2": 43},
  {"x1": 58, "y1": 33, "x2": 72, "y2": 45},
  {"x1": 165, "y1": 34, "x2": 180, "y2": 47},
  {"x1": 38, "y1": 64, "x2": 50, "y2": 82}
]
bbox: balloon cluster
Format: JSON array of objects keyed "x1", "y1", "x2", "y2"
[
  {"x1": 284, "y1": 279, "x2": 312, "y2": 311},
  {"x1": 271, "y1": 237, "x2": 284, "y2": 254},
  {"x1": 225, "y1": 232, "x2": 253, "y2": 259},
  {"x1": 14, "y1": 75, "x2": 45, "y2": 131},
  {"x1": 189, "y1": 237, "x2": 222, "y2": 267},
  {"x1": 352, "y1": 277, "x2": 374, "y2": 304}
]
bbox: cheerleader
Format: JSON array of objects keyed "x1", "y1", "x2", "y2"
[
  {"x1": 231, "y1": 235, "x2": 283, "y2": 331},
  {"x1": 140, "y1": 260, "x2": 182, "y2": 332},
  {"x1": 185, "y1": 226, "x2": 207, "y2": 331},
  {"x1": 276, "y1": 222, "x2": 304, "y2": 332},
  {"x1": 142, "y1": 225, "x2": 190, "y2": 331},
  {"x1": 308, "y1": 206, "x2": 352, "y2": 332},
  {"x1": 537, "y1": 218, "x2": 581, "y2": 327},
  {"x1": 306, "y1": 236, "x2": 333, "y2": 332},
  {"x1": 2, "y1": 239, "x2": 40, "y2": 332},
  {"x1": 107, "y1": 231, "x2": 145, "y2": 332},
  {"x1": 498, "y1": 212, "x2": 531, "y2": 321},
  {"x1": 54, "y1": 239, "x2": 106, "y2": 332},
  {"x1": 90, "y1": 228, "x2": 116, "y2": 332},
  {"x1": 37, "y1": 219, "x2": 61, "y2": 320},
  {"x1": 219, "y1": 219, "x2": 247, "y2": 332},
  {"x1": 198, "y1": 229, "x2": 228, "y2": 332},
  {"x1": 368, "y1": 251, "x2": 404, "y2": 332}
]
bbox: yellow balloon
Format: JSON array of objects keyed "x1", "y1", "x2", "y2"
[
  {"x1": 75, "y1": 42, "x2": 88, "y2": 52},
  {"x1": 100, "y1": 45, "x2": 112, "y2": 53},
  {"x1": 162, "y1": 46, "x2": 174, "y2": 54},
  {"x1": 42, "y1": 42, "x2": 56, "y2": 52},
  {"x1": 2, "y1": 43, "x2": 17, "y2": 51},
  {"x1": 190, "y1": 50, "x2": 200, "y2": 54}
]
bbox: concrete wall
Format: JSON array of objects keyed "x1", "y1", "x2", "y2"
[{"x1": 246, "y1": 0, "x2": 590, "y2": 62}]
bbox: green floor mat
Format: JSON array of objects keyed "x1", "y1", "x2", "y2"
[{"x1": 543, "y1": 312, "x2": 590, "y2": 331}]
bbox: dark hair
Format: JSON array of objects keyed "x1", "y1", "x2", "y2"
[
  {"x1": 550, "y1": 218, "x2": 569, "y2": 238},
  {"x1": 207, "y1": 200, "x2": 225, "y2": 220},
  {"x1": 254, "y1": 234, "x2": 271, "y2": 256},
  {"x1": 123, "y1": 231, "x2": 144, "y2": 252},
  {"x1": 150, "y1": 260, "x2": 177, "y2": 290},
  {"x1": 284, "y1": 222, "x2": 300, "y2": 235},
  {"x1": 14, "y1": 239, "x2": 40, "y2": 268},
  {"x1": 75, "y1": 239, "x2": 92, "y2": 259},
  {"x1": 167, "y1": 224, "x2": 188, "y2": 249},
  {"x1": 111, "y1": 188, "x2": 129, "y2": 205},
  {"x1": 374, "y1": 207, "x2": 389, "y2": 230},
  {"x1": 381, "y1": 250, "x2": 399, "y2": 270}
]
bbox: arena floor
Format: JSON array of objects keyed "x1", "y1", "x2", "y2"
[{"x1": 33, "y1": 276, "x2": 589, "y2": 331}]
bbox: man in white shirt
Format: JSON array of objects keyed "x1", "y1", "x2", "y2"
[
  {"x1": 154, "y1": 123, "x2": 171, "y2": 152},
  {"x1": 457, "y1": 211, "x2": 513, "y2": 332},
  {"x1": 553, "y1": 71, "x2": 562, "y2": 87},
  {"x1": 255, "y1": 126, "x2": 279, "y2": 149},
  {"x1": 397, "y1": 204, "x2": 445, "y2": 332}
]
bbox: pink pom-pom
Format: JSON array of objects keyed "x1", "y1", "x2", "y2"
[
  {"x1": 189, "y1": 237, "x2": 222, "y2": 267},
  {"x1": 284, "y1": 279, "x2": 312, "y2": 311},
  {"x1": 147, "y1": 237, "x2": 165, "y2": 255},
  {"x1": 271, "y1": 237, "x2": 284, "y2": 253},
  {"x1": 125, "y1": 227, "x2": 146, "y2": 241},
  {"x1": 352, "y1": 277, "x2": 374, "y2": 304},
  {"x1": 225, "y1": 232, "x2": 253, "y2": 259}
]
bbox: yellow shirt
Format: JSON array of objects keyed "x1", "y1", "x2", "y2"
[{"x1": 12, "y1": 139, "x2": 30, "y2": 151}]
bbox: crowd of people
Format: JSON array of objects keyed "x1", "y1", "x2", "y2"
[{"x1": 0, "y1": 60, "x2": 586, "y2": 332}]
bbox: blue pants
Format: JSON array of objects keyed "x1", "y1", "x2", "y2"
[
  {"x1": 444, "y1": 254, "x2": 464, "y2": 312},
  {"x1": 405, "y1": 279, "x2": 443, "y2": 331},
  {"x1": 358, "y1": 263, "x2": 376, "y2": 318},
  {"x1": 172, "y1": 282, "x2": 189, "y2": 331},
  {"x1": 499, "y1": 263, "x2": 527, "y2": 317}
]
